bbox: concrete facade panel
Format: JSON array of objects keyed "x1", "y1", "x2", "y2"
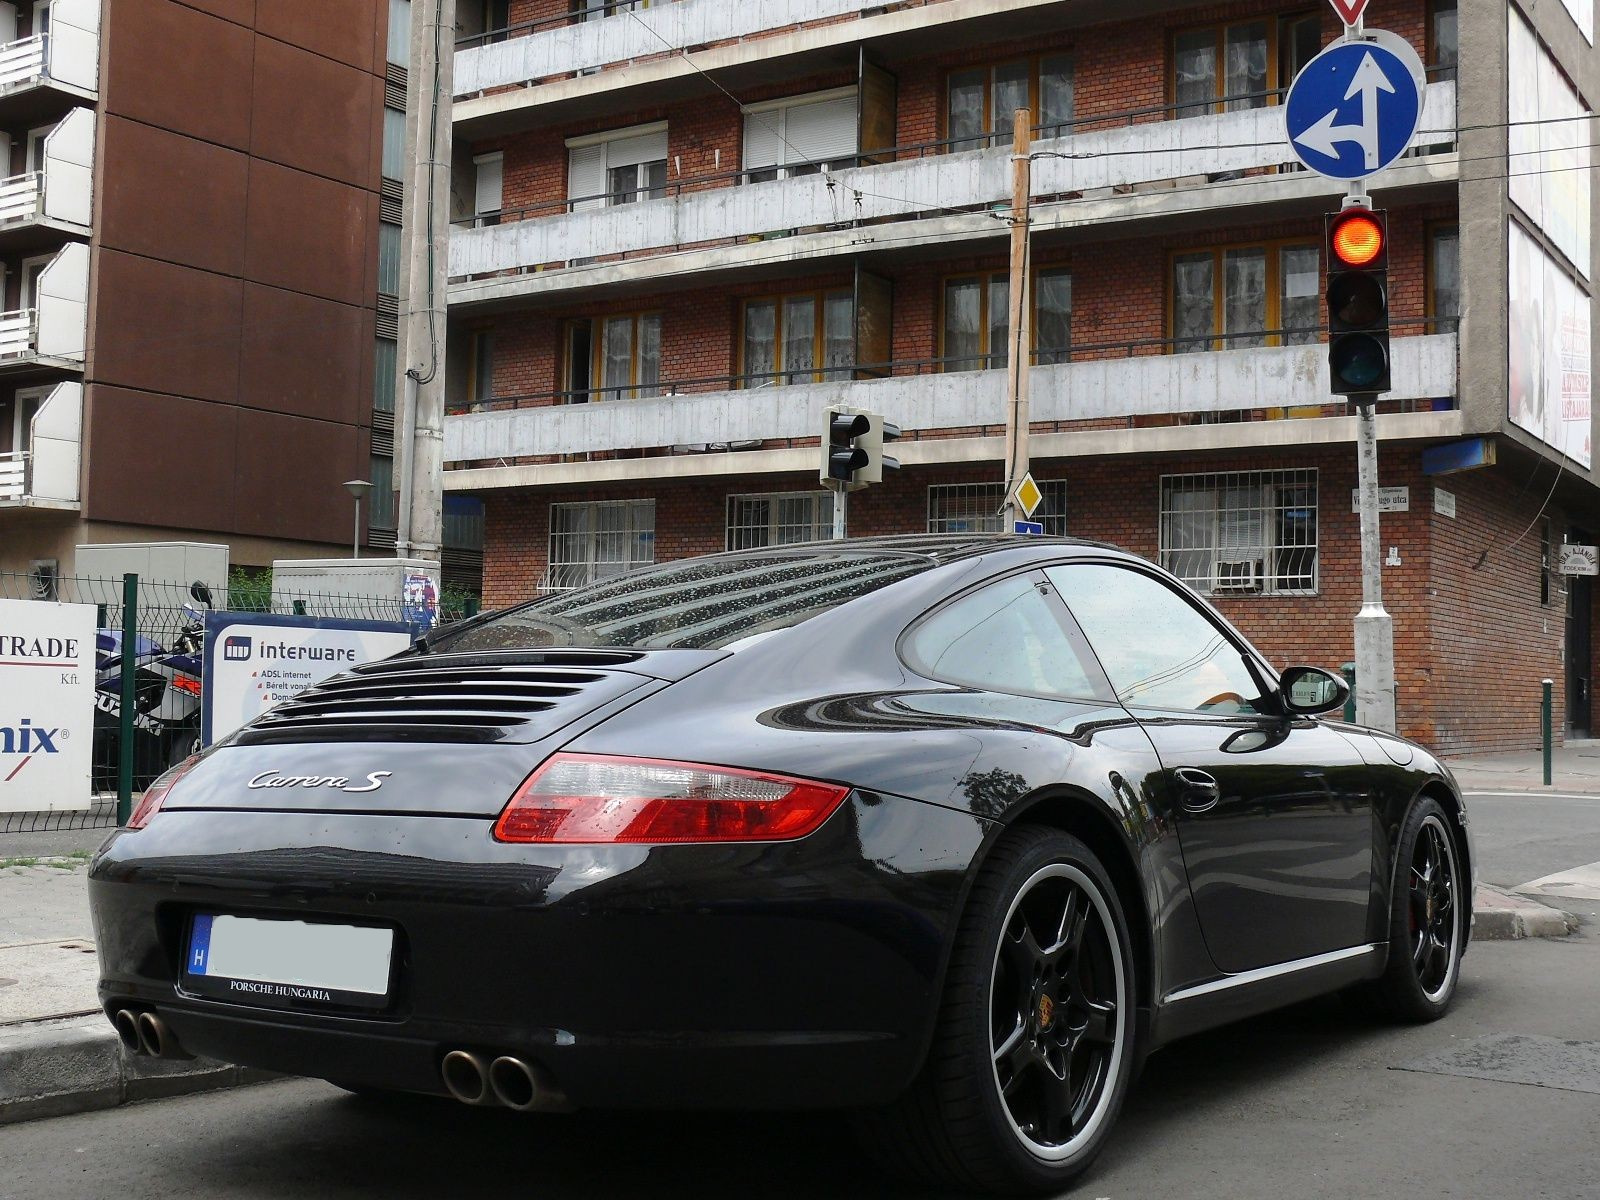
[
  {"x1": 177, "y1": 0, "x2": 256, "y2": 26},
  {"x1": 82, "y1": 385, "x2": 239, "y2": 530},
  {"x1": 91, "y1": 249, "x2": 243, "y2": 405},
  {"x1": 237, "y1": 284, "x2": 370, "y2": 425},
  {"x1": 230, "y1": 408, "x2": 365, "y2": 544},
  {"x1": 256, "y1": 0, "x2": 381, "y2": 72},
  {"x1": 103, "y1": 0, "x2": 255, "y2": 151},
  {"x1": 250, "y1": 36, "x2": 378, "y2": 189},
  {"x1": 96, "y1": 115, "x2": 249, "y2": 277},
  {"x1": 242, "y1": 159, "x2": 374, "y2": 306}
]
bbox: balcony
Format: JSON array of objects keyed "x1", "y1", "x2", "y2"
[
  {"x1": 0, "y1": 241, "x2": 87, "y2": 374},
  {"x1": 0, "y1": 0, "x2": 101, "y2": 120},
  {"x1": 449, "y1": 82, "x2": 1456, "y2": 289},
  {"x1": 0, "y1": 379, "x2": 80, "y2": 507},
  {"x1": 0, "y1": 106, "x2": 92, "y2": 251},
  {"x1": 445, "y1": 333, "x2": 1459, "y2": 481}
]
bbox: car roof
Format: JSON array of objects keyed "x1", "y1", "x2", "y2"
[{"x1": 689, "y1": 533, "x2": 1121, "y2": 567}]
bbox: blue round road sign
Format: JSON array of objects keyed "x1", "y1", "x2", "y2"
[{"x1": 1284, "y1": 34, "x2": 1426, "y2": 182}]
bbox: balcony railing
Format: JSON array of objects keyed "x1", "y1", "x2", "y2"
[
  {"x1": 0, "y1": 34, "x2": 43, "y2": 92},
  {"x1": 0, "y1": 307, "x2": 36, "y2": 359},
  {"x1": 0, "y1": 450, "x2": 24, "y2": 501},
  {"x1": 449, "y1": 81, "x2": 1456, "y2": 281},
  {"x1": 445, "y1": 330, "x2": 1458, "y2": 464},
  {"x1": 455, "y1": 0, "x2": 944, "y2": 95},
  {"x1": 0, "y1": 171, "x2": 40, "y2": 224}
]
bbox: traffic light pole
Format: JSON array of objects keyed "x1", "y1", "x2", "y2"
[
  {"x1": 831, "y1": 483, "x2": 847, "y2": 541},
  {"x1": 1354, "y1": 401, "x2": 1397, "y2": 732}
]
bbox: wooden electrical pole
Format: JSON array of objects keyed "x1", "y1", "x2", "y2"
[{"x1": 1001, "y1": 108, "x2": 1032, "y2": 529}]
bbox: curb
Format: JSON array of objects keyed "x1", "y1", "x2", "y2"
[
  {"x1": 0, "y1": 1014, "x2": 276, "y2": 1126},
  {"x1": 1471, "y1": 884, "x2": 1579, "y2": 940}
]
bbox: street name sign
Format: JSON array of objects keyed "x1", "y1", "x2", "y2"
[
  {"x1": 1284, "y1": 31, "x2": 1427, "y2": 182},
  {"x1": 1327, "y1": 0, "x2": 1370, "y2": 26},
  {"x1": 1350, "y1": 486, "x2": 1410, "y2": 513}
]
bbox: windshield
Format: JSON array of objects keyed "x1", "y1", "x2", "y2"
[{"x1": 437, "y1": 551, "x2": 932, "y2": 652}]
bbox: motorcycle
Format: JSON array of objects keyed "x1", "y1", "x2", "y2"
[{"x1": 93, "y1": 582, "x2": 211, "y2": 790}]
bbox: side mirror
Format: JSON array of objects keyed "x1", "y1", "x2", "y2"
[
  {"x1": 190, "y1": 581, "x2": 214, "y2": 608},
  {"x1": 1280, "y1": 666, "x2": 1349, "y2": 716}
]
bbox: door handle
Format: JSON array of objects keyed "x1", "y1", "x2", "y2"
[{"x1": 1173, "y1": 767, "x2": 1221, "y2": 813}]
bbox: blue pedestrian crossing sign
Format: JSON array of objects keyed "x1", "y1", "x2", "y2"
[
  {"x1": 1284, "y1": 31, "x2": 1427, "y2": 182},
  {"x1": 1013, "y1": 520, "x2": 1044, "y2": 536}
]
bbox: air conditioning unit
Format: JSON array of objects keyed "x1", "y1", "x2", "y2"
[{"x1": 1213, "y1": 559, "x2": 1261, "y2": 593}]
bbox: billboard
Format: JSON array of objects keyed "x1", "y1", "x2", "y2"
[
  {"x1": 0, "y1": 598, "x2": 95, "y2": 812},
  {"x1": 1510, "y1": 220, "x2": 1593, "y2": 468},
  {"x1": 1508, "y1": 10, "x2": 1592, "y2": 277},
  {"x1": 202, "y1": 613, "x2": 416, "y2": 746}
]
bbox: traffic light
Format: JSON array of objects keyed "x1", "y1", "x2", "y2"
[
  {"x1": 822, "y1": 408, "x2": 869, "y2": 484},
  {"x1": 856, "y1": 413, "x2": 902, "y2": 484},
  {"x1": 1326, "y1": 206, "x2": 1391, "y2": 397}
]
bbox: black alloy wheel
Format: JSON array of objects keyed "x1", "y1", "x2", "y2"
[
  {"x1": 1369, "y1": 797, "x2": 1465, "y2": 1021},
  {"x1": 861, "y1": 828, "x2": 1138, "y2": 1193}
]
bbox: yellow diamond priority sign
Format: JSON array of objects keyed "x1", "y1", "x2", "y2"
[{"x1": 1014, "y1": 474, "x2": 1043, "y2": 519}]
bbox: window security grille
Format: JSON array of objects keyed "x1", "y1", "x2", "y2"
[
  {"x1": 927, "y1": 481, "x2": 1068, "y2": 536},
  {"x1": 1160, "y1": 469, "x2": 1318, "y2": 596},
  {"x1": 546, "y1": 500, "x2": 655, "y2": 592},
  {"x1": 726, "y1": 492, "x2": 834, "y2": 550}
]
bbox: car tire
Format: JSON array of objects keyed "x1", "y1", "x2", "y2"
[
  {"x1": 859, "y1": 826, "x2": 1139, "y2": 1193},
  {"x1": 1366, "y1": 797, "x2": 1465, "y2": 1022}
]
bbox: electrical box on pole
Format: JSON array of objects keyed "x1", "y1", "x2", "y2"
[{"x1": 1326, "y1": 206, "x2": 1391, "y2": 397}]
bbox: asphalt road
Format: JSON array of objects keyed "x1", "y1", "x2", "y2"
[{"x1": 1462, "y1": 790, "x2": 1600, "y2": 889}]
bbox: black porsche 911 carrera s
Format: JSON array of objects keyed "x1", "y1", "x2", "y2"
[{"x1": 89, "y1": 535, "x2": 1471, "y2": 1193}]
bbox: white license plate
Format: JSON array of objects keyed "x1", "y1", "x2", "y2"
[{"x1": 185, "y1": 914, "x2": 393, "y2": 1007}]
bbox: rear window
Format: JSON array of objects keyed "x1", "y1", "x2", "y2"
[{"x1": 437, "y1": 552, "x2": 930, "y2": 652}]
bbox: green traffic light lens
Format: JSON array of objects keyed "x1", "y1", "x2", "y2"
[
  {"x1": 1328, "y1": 274, "x2": 1386, "y2": 328},
  {"x1": 1330, "y1": 334, "x2": 1388, "y2": 389}
]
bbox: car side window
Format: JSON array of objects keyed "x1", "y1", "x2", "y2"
[
  {"x1": 905, "y1": 573, "x2": 1106, "y2": 701},
  {"x1": 1045, "y1": 563, "x2": 1272, "y2": 715}
]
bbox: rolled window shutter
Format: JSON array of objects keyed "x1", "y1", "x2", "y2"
[
  {"x1": 604, "y1": 129, "x2": 667, "y2": 170},
  {"x1": 567, "y1": 143, "x2": 606, "y2": 211},
  {"x1": 743, "y1": 109, "x2": 783, "y2": 174},
  {"x1": 474, "y1": 153, "x2": 503, "y2": 216},
  {"x1": 783, "y1": 95, "x2": 858, "y2": 166}
]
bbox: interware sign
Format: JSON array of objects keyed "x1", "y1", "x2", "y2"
[{"x1": 0, "y1": 597, "x2": 95, "y2": 812}]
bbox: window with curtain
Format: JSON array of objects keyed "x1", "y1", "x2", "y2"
[
  {"x1": 589, "y1": 313, "x2": 661, "y2": 401},
  {"x1": 1171, "y1": 242, "x2": 1319, "y2": 352},
  {"x1": 1429, "y1": 0, "x2": 1458, "y2": 79},
  {"x1": 374, "y1": 337, "x2": 397, "y2": 413},
  {"x1": 942, "y1": 269, "x2": 1072, "y2": 371},
  {"x1": 547, "y1": 500, "x2": 656, "y2": 591},
  {"x1": 1159, "y1": 470, "x2": 1319, "y2": 595},
  {"x1": 1429, "y1": 224, "x2": 1460, "y2": 331},
  {"x1": 388, "y1": 0, "x2": 412, "y2": 65},
  {"x1": 927, "y1": 481, "x2": 1068, "y2": 535},
  {"x1": 726, "y1": 492, "x2": 835, "y2": 549},
  {"x1": 378, "y1": 221, "x2": 402, "y2": 297},
  {"x1": 382, "y1": 106, "x2": 406, "y2": 181},
  {"x1": 741, "y1": 290, "x2": 853, "y2": 386},
  {"x1": 468, "y1": 331, "x2": 495, "y2": 402},
  {"x1": 947, "y1": 55, "x2": 1074, "y2": 151},
  {"x1": 1172, "y1": 15, "x2": 1315, "y2": 117}
]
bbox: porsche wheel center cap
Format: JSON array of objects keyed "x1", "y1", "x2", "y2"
[{"x1": 1037, "y1": 994, "x2": 1055, "y2": 1030}]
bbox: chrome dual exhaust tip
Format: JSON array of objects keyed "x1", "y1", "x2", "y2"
[
  {"x1": 112, "y1": 1008, "x2": 142, "y2": 1055},
  {"x1": 440, "y1": 1049, "x2": 571, "y2": 1111},
  {"x1": 441, "y1": 1049, "x2": 493, "y2": 1105},
  {"x1": 113, "y1": 1008, "x2": 192, "y2": 1059}
]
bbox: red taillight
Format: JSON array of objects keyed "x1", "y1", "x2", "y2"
[
  {"x1": 169, "y1": 676, "x2": 203, "y2": 696},
  {"x1": 127, "y1": 756, "x2": 200, "y2": 829},
  {"x1": 493, "y1": 754, "x2": 851, "y2": 845}
]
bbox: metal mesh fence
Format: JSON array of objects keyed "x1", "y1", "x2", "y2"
[{"x1": 0, "y1": 572, "x2": 441, "y2": 835}]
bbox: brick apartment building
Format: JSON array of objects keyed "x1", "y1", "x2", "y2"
[
  {"x1": 0, "y1": 0, "x2": 483, "y2": 590},
  {"x1": 441, "y1": 0, "x2": 1597, "y2": 755}
]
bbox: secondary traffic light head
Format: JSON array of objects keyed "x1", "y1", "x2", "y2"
[
  {"x1": 1326, "y1": 207, "x2": 1390, "y2": 398},
  {"x1": 823, "y1": 408, "x2": 870, "y2": 483}
]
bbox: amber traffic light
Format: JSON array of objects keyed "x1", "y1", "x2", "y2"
[{"x1": 1326, "y1": 207, "x2": 1391, "y2": 397}]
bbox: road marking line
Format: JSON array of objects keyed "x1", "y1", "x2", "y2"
[{"x1": 1462, "y1": 791, "x2": 1600, "y2": 801}]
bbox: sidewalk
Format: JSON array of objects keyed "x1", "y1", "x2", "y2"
[
  {"x1": 1444, "y1": 740, "x2": 1600, "y2": 794},
  {"x1": 0, "y1": 855, "x2": 269, "y2": 1125}
]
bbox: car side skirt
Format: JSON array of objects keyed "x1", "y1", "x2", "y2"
[{"x1": 1153, "y1": 943, "x2": 1385, "y2": 1044}]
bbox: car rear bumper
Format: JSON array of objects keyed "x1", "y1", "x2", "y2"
[{"x1": 88, "y1": 797, "x2": 986, "y2": 1109}]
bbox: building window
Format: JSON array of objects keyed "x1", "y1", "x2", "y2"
[
  {"x1": 941, "y1": 269, "x2": 1073, "y2": 372},
  {"x1": 374, "y1": 337, "x2": 397, "y2": 413},
  {"x1": 467, "y1": 331, "x2": 494, "y2": 402},
  {"x1": 1160, "y1": 470, "x2": 1318, "y2": 596},
  {"x1": 742, "y1": 290, "x2": 853, "y2": 386},
  {"x1": 473, "y1": 152, "x2": 504, "y2": 227},
  {"x1": 547, "y1": 499, "x2": 655, "y2": 591},
  {"x1": 927, "y1": 481, "x2": 1067, "y2": 536},
  {"x1": 743, "y1": 89, "x2": 858, "y2": 183},
  {"x1": 382, "y1": 106, "x2": 406, "y2": 182},
  {"x1": 726, "y1": 491, "x2": 834, "y2": 550},
  {"x1": 1429, "y1": 0, "x2": 1458, "y2": 79},
  {"x1": 369, "y1": 455, "x2": 396, "y2": 531},
  {"x1": 1172, "y1": 13, "x2": 1319, "y2": 118},
  {"x1": 567, "y1": 124, "x2": 668, "y2": 211},
  {"x1": 564, "y1": 313, "x2": 661, "y2": 401},
  {"x1": 1171, "y1": 241, "x2": 1319, "y2": 352},
  {"x1": 947, "y1": 55, "x2": 1074, "y2": 151},
  {"x1": 387, "y1": 0, "x2": 411, "y2": 66},
  {"x1": 577, "y1": 0, "x2": 666, "y2": 22},
  {"x1": 378, "y1": 221, "x2": 402, "y2": 297},
  {"x1": 478, "y1": 0, "x2": 509, "y2": 41},
  {"x1": 1428, "y1": 224, "x2": 1460, "y2": 332}
]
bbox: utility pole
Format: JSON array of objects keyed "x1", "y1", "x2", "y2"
[
  {"x1": 1001, "y1": 108, "x2": 1031, "y2": 529},
  {"x1": 395, "y1": 0, "x2": 454, "y2": 567},
  {"x1": 1353, "y1": 401, "x2": 1397, "y2": 730}
]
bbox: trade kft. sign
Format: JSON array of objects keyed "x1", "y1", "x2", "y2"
[{"x1": 0, "y1": 597, "x2": 95, "y2": 812}]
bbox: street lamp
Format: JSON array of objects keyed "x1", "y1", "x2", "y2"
[{"x1": 343, "y1": 479, "x2": 373, "y2": 560}]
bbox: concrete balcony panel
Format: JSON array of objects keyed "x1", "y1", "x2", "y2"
[
  {"x1": 0, "y1": 0, "x2": 100, "y2": 119},
  {"x1": 0, "y1": 107, "x2": 95, "y2": 252},
  {"x1": 0, "y1": 379, "x2": 81, "y2": 507},
  {"x1": 450, "y1": 82, "x2": 1456, "y2": 280},
  {"x1": 446, "y1": 334, "x2": 1458, "y2": 462}
]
